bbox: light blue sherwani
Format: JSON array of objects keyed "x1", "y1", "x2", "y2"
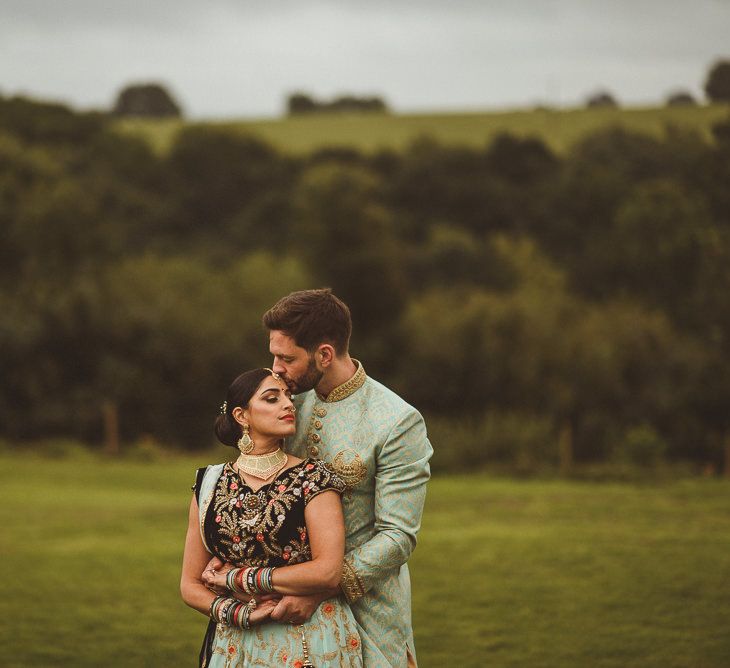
[{"x1": 288, "y1": 361, "x2": 433, "y2": 668}]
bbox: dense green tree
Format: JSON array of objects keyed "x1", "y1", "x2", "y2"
[
  {"x1": 586, "y1": 91, "x2": 619, "y2": 108},
  {"x1": 4, "y1": 93, "x2": 730, "y2": 471},
  {"x1": 287, "y1": 92, "x2": 318, "y2": 115},
  {"x1": 704, "y1": 59, "x2": 730, "y2": 103},
  {"x1": 596, "y1": 179, "x2": 713, "y2": 316},
  {"x1": 96, "y1": 252, "x2": 312, "y2": 447},
  {"x1": 165, "y1": 127, "x2": 293, "y2": 248},
  {"x1": 397, "y1": 237, "x2": 699, "y2": 463},
  {"x1": 113, "y1": 83, "x2": 182, "y2": 118},
  {"x1": 290, "y1": 162, "x2": 406, "y2": 368},
  {"x1": 666, "y1": 91, "x2": 697, "y2": 107},
  {"x1": 0, "y1": 95, "x2": 106, "y2": 145}
]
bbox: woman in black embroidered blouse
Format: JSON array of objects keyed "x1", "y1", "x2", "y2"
[{"x1": 181, "y1": 369, "x2": 362, "y2": 667}]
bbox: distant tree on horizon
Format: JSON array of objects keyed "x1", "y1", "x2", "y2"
[
  {"x1": 666, "y1": 90, "x2": 698, "y2": 107},
  {"x1": 705, "y1": 59, "x2": 730, "y2": 103},
  {"x1": 286, "y1": 92, "x2": 388, "y2": 115},
  {"x1": 287, "y1": 92, "x2": 318, "y2": 114},
  {"x1": 113, "y1": 83, "x2": 182, "y2": 118},
  {"x1": 586, "y1": 90, "x2": 619, "y2": 109}
]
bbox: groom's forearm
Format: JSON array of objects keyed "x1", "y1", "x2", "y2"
[
  {"x1": 268, "y1": 588, "x2": 341, "y2": 624},
  {"x1": 341, "y1": 411, "x2": 432, "y2": 603}
]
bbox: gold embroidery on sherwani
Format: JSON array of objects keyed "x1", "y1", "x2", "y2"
[
  {"x1": 321, "y1": 360, "x2": 366, "y2": 403},
  {"x1": 286, "y1": 372, "x2": 432, "y2": 666},
  {"x1": 341, "y1": 557, "x2": 366, "y2": 604},
  {"x1": 304, "y1": 362, "x2": 369, "y2": 463},
  {"x1": 331, "y1": 449, "x2": 367, "y2": 489}
]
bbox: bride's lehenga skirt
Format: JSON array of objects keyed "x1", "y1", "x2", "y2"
[{"x1": 207, "y1": 596, "x2": 362, "y2": 668}]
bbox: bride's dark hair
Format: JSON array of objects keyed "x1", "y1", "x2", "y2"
[{"x1": 214, "y1": 368, "x2": 273, "y2": 447}]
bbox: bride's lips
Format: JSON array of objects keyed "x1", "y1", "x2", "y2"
[{"x1": 280, "y1": 415, "x2": 295, "y2": 422}]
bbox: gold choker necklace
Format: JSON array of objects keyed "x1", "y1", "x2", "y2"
[{"x1": 235, "y1": 448, "x2": 288, "y2": 480}]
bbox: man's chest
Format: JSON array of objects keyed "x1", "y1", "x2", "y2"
[{"x1": 292, "y1": 400, "x2": 377, "y2": 492}]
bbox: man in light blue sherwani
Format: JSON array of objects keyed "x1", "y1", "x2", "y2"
[{"x1": 264, "y1": 289, "x2": 433, "y2": 667}]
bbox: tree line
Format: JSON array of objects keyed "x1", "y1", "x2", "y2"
[
  {"x1": 108, "y1": 59, "x2": 730, "y2": 118},
  {"x1": 2, "y1": 93, "x2": 730, "y2": 473}
]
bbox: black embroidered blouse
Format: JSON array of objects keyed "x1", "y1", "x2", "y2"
[{"x1": 194, "y1": 458, "x2": 346, "y2": 568}]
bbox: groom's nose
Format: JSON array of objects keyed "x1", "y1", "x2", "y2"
[{"x1": 272, "y1": 358, "x2": 286, "y2": 376}]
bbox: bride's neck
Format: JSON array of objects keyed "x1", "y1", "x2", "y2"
[{"x1": 246, "y1": 433, "x2": 281, "y2": 455}]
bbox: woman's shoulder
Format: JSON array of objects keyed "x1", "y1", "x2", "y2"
[
  {"x1": 301, "y1": 458, "x2": 347, "y2": 495},
  {"x1": 191, "y1": 463, "x2": 227, "y2": 502}
]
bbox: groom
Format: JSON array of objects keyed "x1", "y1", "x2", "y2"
[{"x1": 264, "y1": 288, "x2": 433, "y2": 667}]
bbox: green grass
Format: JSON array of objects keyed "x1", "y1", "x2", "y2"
[
  {"x1": 1, "y1": 452, "x2": 728, "y2": 667},
  {"x1": 116, "y1": 105, "x2": 729, "y2": 155}
]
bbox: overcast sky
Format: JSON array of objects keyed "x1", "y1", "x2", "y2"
[{"x1": 1, "y1": 0, "x2": 728, "y2": 119}]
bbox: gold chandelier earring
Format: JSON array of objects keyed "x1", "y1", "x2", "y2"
[{"x1": 237, "y1": 423, "x2": 254, "y2": 455}]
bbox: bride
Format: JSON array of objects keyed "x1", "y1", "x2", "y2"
[{"x1": 181, "y1": 368, "x2": 362, "y2": 667}]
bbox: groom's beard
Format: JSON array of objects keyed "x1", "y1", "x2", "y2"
[{"x1": 286, "y1": 355, "x2": 323, "y2": 395}]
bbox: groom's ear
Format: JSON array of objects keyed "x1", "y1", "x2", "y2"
[{"x1": 317, "y1": 344, "x2": 335, "y2": 368}]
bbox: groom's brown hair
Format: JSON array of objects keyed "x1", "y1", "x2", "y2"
[{"x1": 263, "y1": 288, "x2": 352, "y2": 355}]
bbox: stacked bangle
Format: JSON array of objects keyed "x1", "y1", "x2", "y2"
[
  {"x1": 209, "y1": 595, "x2": 257, "y2": 630},
  {"x1": 226, "y1": 567, "x2": 277, "y2": 595}
]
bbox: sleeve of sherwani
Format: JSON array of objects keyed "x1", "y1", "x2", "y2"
[{"x1": 340, "y1": 408, "x2": 433, "y2": 603}]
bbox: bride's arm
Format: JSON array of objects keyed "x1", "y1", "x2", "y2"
[
  {"x1": 270, "y1": 489, "x2": 345, "y2": 595},
  {"x1": 181, "y1": 496, "x2": 219, "y2": 615},
  {"x1": 181, "y1": 496, "x2": 276, "y2": 621}
]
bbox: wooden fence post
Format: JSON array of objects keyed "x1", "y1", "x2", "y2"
[
  {"x1": 103, "y1": 400, "x2": 120, "y2": 456},
  {"x1": 559, "y1": 419, "x2": 573, "y2": 476}
]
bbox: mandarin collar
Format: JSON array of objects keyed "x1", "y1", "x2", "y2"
[{"x1": 316, "y1": 359, "x2": 366, "y2": 403}]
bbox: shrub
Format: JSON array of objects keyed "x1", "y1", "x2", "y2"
[
  {"x1": 426, "y1": 411, "x2": 555, "y2": 474},
  {"x1": 666, "y1": 91, "x2": 697, "y2": 107},
  {"x1": 613, "y1": 424, "x2": 668, "y2": 467},
  {"x1": 586, "y1": 91, "x2": 619, "y2": 108}
]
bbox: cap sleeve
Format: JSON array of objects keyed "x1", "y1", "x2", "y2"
[
  {"x1": 191, "y1": 467, "x2": 207, "y2": 505},
  {"x1": 303, "y1": 459, "x2": 346, "y2": 505}
]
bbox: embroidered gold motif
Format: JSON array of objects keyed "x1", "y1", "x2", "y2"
[
  {"x1": 321, "y1": 360, "x2": 366, "y2": 403},
  {"x1": 331, "y1": 450, "x2": 367, "y2": 489},
  {"x1": 340, "y1": 558, "x2": 366, "y2": 604}
]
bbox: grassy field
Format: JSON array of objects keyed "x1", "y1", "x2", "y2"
[
  {"x1": 116, "y1": 105, "x2": 729, "y2": 155},
  {"x1": 1, "y1": 451, "x2": 729, "y2": 667}
]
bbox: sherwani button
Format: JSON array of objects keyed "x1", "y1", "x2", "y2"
[
  {"x1": 308, "y1": 445, "x2": 320, "y2": 457},
  {"x1": 314, "y1": 420, "x2": 323, "y2": 429},
  {"x1": 311, "y1": 433, "x2": 321, "y2": 443}
]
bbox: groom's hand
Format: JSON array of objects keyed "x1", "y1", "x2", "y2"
[{"x1": 270, "y1": 592, "x2": 333, "y2": 625}]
